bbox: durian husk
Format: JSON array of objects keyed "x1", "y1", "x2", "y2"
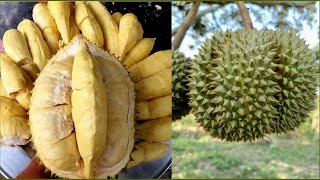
[{"x1": 29, "y1": 35, "x2": 135, "y2": 178}]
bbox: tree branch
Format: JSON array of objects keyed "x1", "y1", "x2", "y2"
[
  {"x1": 236, "y1": 1, "x2": 254, "y2": 30},
  {"x1": 172, "y1": 5, "x2": 220, "y2": 36},
  {"x1": 172, "y1": 0, "x2": 201, "y2": 50}
]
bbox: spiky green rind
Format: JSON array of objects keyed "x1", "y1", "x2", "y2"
[
  {"x1": 188, "y1": 30, "x2": 318, "y2": 142},
  {"x1": 172, "y1": 50, "x2": 191, "y2": 120}
]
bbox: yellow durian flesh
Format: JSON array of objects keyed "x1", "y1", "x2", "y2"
[
  {"x1": 20, "y1": 62, "x2": 39, "y2": 81},
  {"x1": 0, "y1": 117, "x2": 30, "y2": 146},
  {"x1": 69, "y1": 4, "x2": 80, "y2": 39},
  {"x1": 123, "y1": 38, "x2": 156, "y2": 69},
  {"x1": 29, "y1": 105, "x2": 80, "y2": 172},
  {"x1": 31, "y1": 57, "x2": 73, "y2": 109},
  {"x1": 17, "y1": 19, "x2": 52, "y2": 71},
  {"x1": 0, "y1": 55, "x2": 27, "y2": 94},
  {"x1": 0, "y1": 54, "x2": 32, "y2": 109},
  {"x1": 136, "y1": 94, "x2": 172, "y2": 121},
  {"x1": 47, "y1": 2, "x2": 71, "y2": 45},
  {"x1": 118, "y1": 13, "x2": 143, "y2": 59},
  {"x1": 128, "y1": 50, "x2": 172, "y2": 82},
  {"x1": 87, "y1": 1, "x2": 119, "y2": 56},
  {"x1": 75, "y1": 2, "x2": 104, "y2": 48},
  {"x1": 0, "y1": 97, "x2": 27, "y2": 118},
  {"x1": 0, "y1": 97, "x2": 30, "y2": 145},
  {"x1": 135, "y1": 68, "x2": 172, "y2": 101},
  {"x1": 29, "y1": 36, "x2": 135, "y2": 178},
  {"x1": 112, "y1": 12, "x2": 122, "y2": 26},
  {"x1": 136, "y1": 117, "x2": 172, "y2": 142},
  {"x1": 0, "y1": 78, "x2": 11, "y2": 99},
  {"x1": 2, "y1": 29, "x2": 32, "y2": 65},
  {"x1": 127, "y1": 142, "x2": 169, "y2": 168},
  {"x1": 33, "y1": 3, "x2": 61, "y2": 54},
  {"x1": 71, "y1": 44, "x2": 108, "y2": 178}
]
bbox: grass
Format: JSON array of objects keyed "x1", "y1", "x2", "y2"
[{"x1": 172, "y1": 114, "x2": 320, "y2": 179}]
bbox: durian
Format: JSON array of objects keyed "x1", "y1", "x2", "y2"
[
  {"x1": 188, "y1": 30, "x2": 319, "y2": 141},
  {"x1": 1, "y1": 2, "x2": 171, "y2": 178},
  {"x1": 172, "y1": 50, "x2": 191, "y2": 120}
]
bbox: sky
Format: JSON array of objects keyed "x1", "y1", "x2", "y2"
[{"x1": 177, "y1": 2, "x2": 320, "y2": 58}]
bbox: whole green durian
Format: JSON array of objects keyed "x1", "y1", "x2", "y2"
[
  {"x1": 172, "y1": 50, "x2": 191, "y2": 120},
  {"x1": 188, "y1": 30, "x2": 318, "y2": 141}
]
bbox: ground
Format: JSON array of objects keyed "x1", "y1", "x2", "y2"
[{"x1": 172, "y1": 114, "x2": 320, "y2": 179}]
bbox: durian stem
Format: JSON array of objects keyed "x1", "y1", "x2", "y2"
[
  {"x1": 172, "y1": 0, "x2": 201, "y2": 50},
  {"x1": 236, "y1": 1, "x2": 254, "y2": 30}
]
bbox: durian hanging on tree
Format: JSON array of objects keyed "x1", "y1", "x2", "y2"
[
  {"x1": 187, "y1": 30, "x2": 319, "y2": 141},
  {"x1": 172, "y1": 50, "x2": 191, "y2": 120}
]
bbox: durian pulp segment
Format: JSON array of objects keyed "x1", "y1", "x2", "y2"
[
  {"x1": 87, "y1": 1, "x2": 119, "y2": 56},
  {"x1": 17, "y1": 19, "x2": 52, "y2": 71},
  {"x1": 136, "y1": 116, "x2": 172, "y2": 142},
  {"x1": 47, "y1": 2, "x2": 71, "y2": 45},
  {"x1": 74, "y1": 2, "x2": 104, "y2": 48},
  {"x1": 127, "y1": 142, "x2": 169, "y2": 168},
  {"x1": 32, "y1": 3, "x2": 61, "y2": 54},
  {"x1": 118, "y1": 13, "x2": 143, "y2": 59},
  {"x1": 0, "y1": 97, "x2": 30, "y2": 145},
  {"x1": 71, "y1": 44, "x2": 108, "y2": 178},
  {"x1": 29, "y1": 36, "x2": 135, "y2": 178}
]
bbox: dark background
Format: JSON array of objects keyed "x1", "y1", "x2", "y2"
[{"x1": 0, "y1": 2, "x2": 172, "y2": 52}]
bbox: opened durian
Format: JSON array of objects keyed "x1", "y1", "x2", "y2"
[
  {"x1": 0, "y1": 1, "x2": 171, "y2": 178},
  {"x1": 188, "y1": 30, "x2": 318, "y2": 141},
  {"x1": 172, "y1": 50, "x2": 191, "y2": 120}
]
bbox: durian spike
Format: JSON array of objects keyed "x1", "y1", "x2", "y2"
[
  {"x1": 127, "y1": 142, "x2": 169, "y2": 168},
  {"x1": 47, "y1": 2, "x2": 71, "y2": 45},
  {"x1": 136, "y1": 94, "x2": 172, "y2": 120},
  {"x1": 135, "y1": 116, "x2": 172, "y2": 142},
  {"x1": 128, "y1": 50, "x2": 172, "y2": 82},
  {"x1": 87, "y1": 1, "x2": 119, "y2": 56},
  {"x1": 118, "y1": 13, "x2": 143, "y2": 59},
  {"x1": 135, "y1": 68, "x2": 172, "y2": 101},
  {"x1": 17, "y1": 19, "x2": 52, "y2": 71},
  {"x1": 75, "y1": 2, "x2": 104, "y2": 48},
  {"x1": 2, "y1": 29, "x2": 32, "y2": 65},
  {"x1": 69, "y1": 3, "x2": 80, "y2": 39},
  {"x1": 33, "y1": 3, "x2": 61, "y2": 54},
  {"x1": 71, "y1": 43, "x2": 108, "y2": 178},
  {"x1": 123, "y1": 38, "x2": 156, "y2": 69},
  {"x1": 112, "y1": 12, "x2": 122, "y2": 26},
  {"x1": 0, "y1": 116, "x2": 30, "y2": 146}
]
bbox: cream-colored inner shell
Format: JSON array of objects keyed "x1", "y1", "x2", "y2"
[{"x1": 29, "y1": 35, "x2": 135, "y2": 178}]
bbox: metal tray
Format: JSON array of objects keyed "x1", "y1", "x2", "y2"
[{"x1": 0, "y1": 2, "x2": 172, "y2": 179}]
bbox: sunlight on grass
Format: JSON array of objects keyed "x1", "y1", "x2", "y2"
[{"x1": 172, "y1": 108, "x2": 320, "y2": 179}]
